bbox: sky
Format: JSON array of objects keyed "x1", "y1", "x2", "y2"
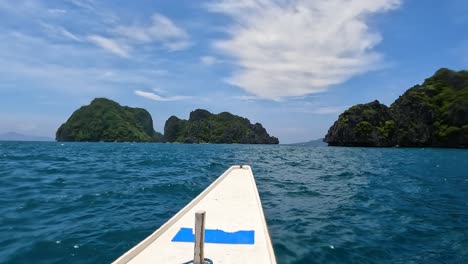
[{"x1": 0, "y1": 0, "x2": 467, "y2": 143}]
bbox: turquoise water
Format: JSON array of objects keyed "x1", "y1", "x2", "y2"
[{"x1": 0, "y1": 142, "x2": 467, "y2": 263}]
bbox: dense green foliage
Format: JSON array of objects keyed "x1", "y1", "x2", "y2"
[
  {"x1": 391, "y1": 68, "x2": 468, "y2": 147},
  {"x1": 56, "y1": 98, "x2": 163, "y2": 142},
  {"x1": 325, "y1": 68, "x2": 468, "y2": 148},
  {"x1": 163, "y1": 109, "x2": 279, "y2": 144},
  {"x1": 325, "y1": 100, "x2": 396, "y2": 146}
]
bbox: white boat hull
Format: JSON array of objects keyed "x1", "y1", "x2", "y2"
[{"x1": 113, "y1": 165, "x2": 276, "y2": 264}]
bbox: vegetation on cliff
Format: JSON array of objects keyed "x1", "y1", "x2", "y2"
[
  {"x1": 391, "y1": 68, "x2": 468, "y2": 147},
  {"x1": 325, "y1": 68, "x2": 468, "y2": 148},
  {"x1": 56, "y1": 98, "x2": 163, "y2": 142},
  {"x1": 324, "y1": 101, "x2": 396, "y2": 147},
  {"x1": 163, "y1": 109, "x2": 279, "y2": 144}
]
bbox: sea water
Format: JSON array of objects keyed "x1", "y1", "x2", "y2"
[{"x1": 0, "y1": 142, "x2": 467, "y2": 263}]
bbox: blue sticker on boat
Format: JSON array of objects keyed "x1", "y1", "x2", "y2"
[{"x1": 172, "y1": 228, "x2": 255, "y2": 245}]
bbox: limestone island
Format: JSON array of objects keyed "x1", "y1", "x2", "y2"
[
  {"x1": 56, "y1": 98, "x2": 163, "y2": 142},
  {"x1": 56, "y1": 98, "x2": 279, "y2": 144},
  {"x1": 325, "y1": 68, "x2": 468, "y2": 148},
  {"x1": 164, "y1": 109, "x2": 279, "y2": 144}
]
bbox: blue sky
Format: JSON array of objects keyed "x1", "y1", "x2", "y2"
[{"x1": 0, "y1": 0, "x2": 467, "y2": 143}]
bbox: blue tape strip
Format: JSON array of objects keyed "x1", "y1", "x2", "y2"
[{"x1": 172, "y1": 227, "x2": 255, "y2": 245}]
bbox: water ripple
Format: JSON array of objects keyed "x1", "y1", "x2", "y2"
[{"x1": 0, "y1": 142, "x2": 467, "y2": 263}]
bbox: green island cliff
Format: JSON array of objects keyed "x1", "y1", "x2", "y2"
[
  {"x1": 325, "y1": 68, "x2": 468, "y2": 148},
  {"x1": 164, "y1": 109, "x2": 279, "y2": 144},
  {"x1": 56, "y1": 98, "x2": 163, "y2": 142}
]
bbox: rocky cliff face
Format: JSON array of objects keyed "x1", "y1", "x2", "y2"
[
  {"x1": 56, "y1": 98, "x2": 163, "y2": 142},
  {"x1": 324, "y1": 100, "x2": 396, "y2": 147},
  {"x1": 391, "y1": 68, "x2": 468, "y2": 147},
  {"x1": 325, "y1": 68, "x2": 468, "y2": 148},
  {"x1": 163, "y1": 109, "x2": 279, "y2": 144}
]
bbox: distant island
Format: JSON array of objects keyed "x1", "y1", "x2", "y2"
[
  {"x1": 325, "y1": 68, "x2": 468, "y2": 148},
  {"x1": 56, "y1": 98, "x2": 163, "y2": 142},
  {"x1": 56, "y1": 98, "x2": 279, "y2": 144},
  {"x1": 164, "y1": 109, "x2": 279, "y2": 144},
  {"x1": 289, "y1": 138, "x2": 327, "y2": 147},
  {"x1": 0, "y1": 132, "x2": 53, "y2": 142}
]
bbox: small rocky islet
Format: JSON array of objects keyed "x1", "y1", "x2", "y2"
[
  {"x1": 325, "y1": 68, "x2": 468, "y2": 148},
  {"x1": 56, "y1": 98, "x2": 163, "y2": 142},
  {"x1": 163, "y1": 109, "x2": 279, "y2": 144},
  {"x1": 56, "y1": 98, "x2": 279, "y2": 144}
]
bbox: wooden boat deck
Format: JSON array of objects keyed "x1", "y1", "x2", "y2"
[{"x1": 113, "y1": 165, "x2": 276, "y2": 264}]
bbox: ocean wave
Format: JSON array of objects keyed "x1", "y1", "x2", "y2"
[{"x1": 0, "y1": 142, "x2": 467, "y2": 263}]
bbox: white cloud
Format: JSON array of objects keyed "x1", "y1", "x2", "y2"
[
  {"x1": 0, "y1": 32, "x2": 170, "y2": 96},
  {"x1": 40, "y1": 22, "x2": 82, "y2": 42},
  {"x1": 207, "y1": 0, "x2": 401, "y2": 100},
  {"x1": 135, "y1": 90, "x2": 191, "y2": 101},
  {"x1": 152, "y1": 87, "x2": 167, "y2": 93},
  {"x1": 113, "y1": 14, "x2": 191, "y2": 51},
  {"x1": 200, "y1": 55, "x2": 219, "y2": 65},
  {"x1": 87, "y1": 35, "x2": 130, "y2": 57},
  {"x1": 291, "y1": 106, "x2": 345, "y2": 114},
  {"x1": 87, "y1": 13, "x2": 191, "y2": 57},
  {"x1": 59, "y1": 29, "x2": 81, "y2": 42},
  {"x1": 47, "y1": 9, "x2": 67, "y2": 15},
  {"x1": 233, "y1": 95, "x2": 259, "y2": 101}
]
